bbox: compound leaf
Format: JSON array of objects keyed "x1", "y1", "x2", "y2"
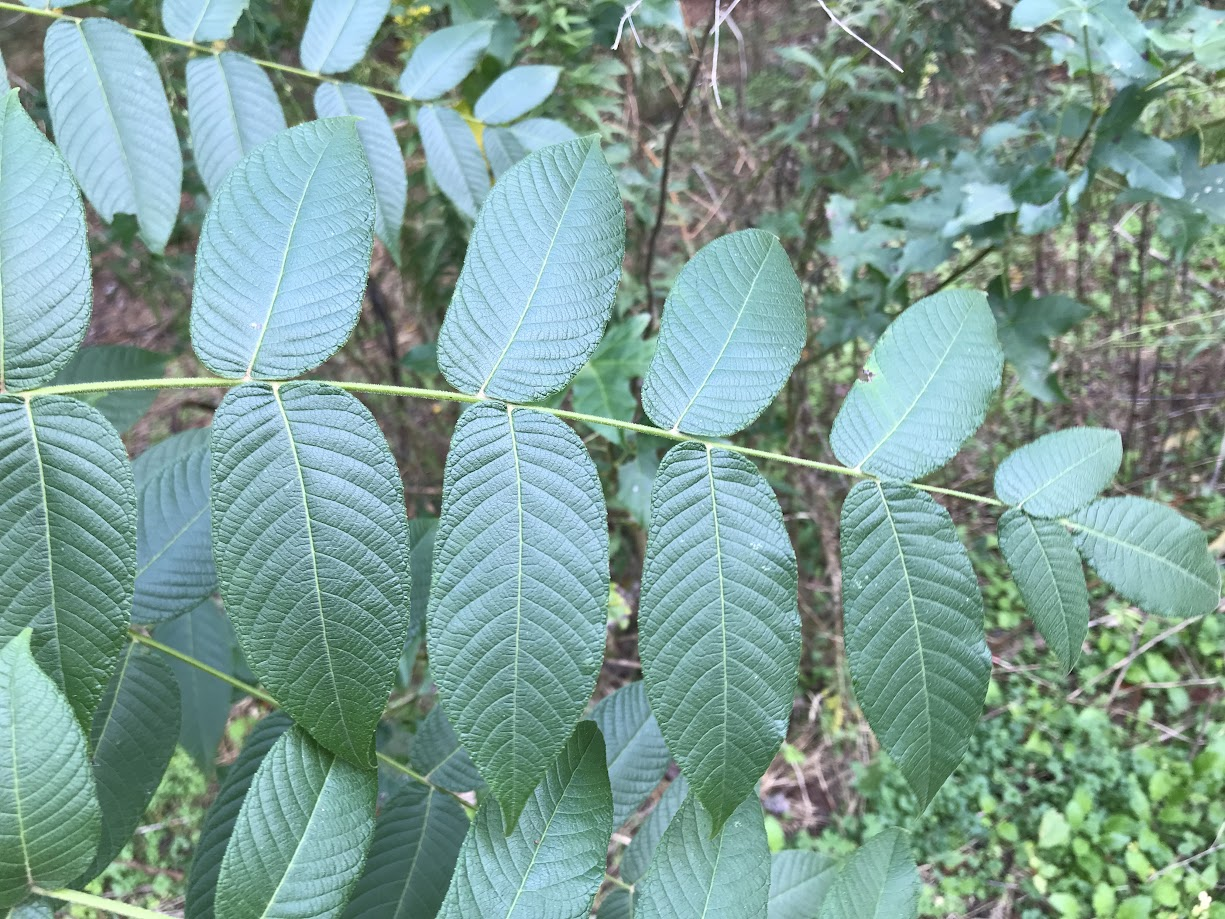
[
  {"x1": 437, "y1": 136, "x2": 625, "y2": 402},
  {"x1": 0, "y1": 89, "x2": 90, "y2": 392},
  {"x1": 994, "y1": 427, "x2": 1121, "y2": 517},
  {"x1": 314, "y1": 82, "x2": 406, "y2": 258},
  {"x1": 43, "y1": 18, "x2": 182, "y2": 254},
  {"x1": 1070, "y1": 497, "x2": 1221, "y2": 618},
  {"x1": 769, "y1": 851, "x2": 837, "y2": 919},
  {"x1": 46, "y1": 346, "x2": 167, "y2": 434},
  {"x1": 639, "y1": 443, "x2": 799, "y2": 832},
  {"x1": 621, "y1": 775, "x2": 688, "y2": 885},
  {"x1": 132, "y1": 428, "x2": 215, "y2": 625},
  {"x1": 187, "y1": 53, "x2": 286, "y2": 196},
  {"x1": 83, "y1": 643, "x2": 180, "y2": 880},
  {"x1": 416, "y1": 104, "x2": 489, "y2": 218},
  {"x1": 0, "y1": 396, "x2": 136, "y2": 729},
  {"x1": 162, "y1": 0, "x2": 251, "y2": 41},
  {"x1": 215, "y1": 727, "x2": 376, "y2": 919},
  {"x1": 186, "y1": 711, "x2": 292, "y2": 919},
  {"x1": 830, "y1": 290, "x2": 1002, "y2": 481},
  {"x1": 410, "y1": 705, "x2": 484, "y2": 794},
  {"x1": 429, "y1": 403, "x2": 608, "y2": 829},
  {"x1": 0, "y1": 630, "x2": 100, "y2": 908},
  {"x1": 818, "y1": 829, "x2": 920, "y2": 919},
  {"x1": 588, "y1": 681, "x2": 671, "y2": 829},
  {"x1": 343, "y1": 783, "x2": 469, "y2": 919},
  {"x1": 634, "y1": 794, "x2": 771, "y2": 919},
  {"x1": 300, "y1": 0, "x2": 389, "y2": 74},
  {"x1": 474, "y1": 65, "x2": 560, "y2": 124},
  {"x1": 190, "y1": 119, "x2": 376, "y2": 380},
  {"x1": 840, "y1": 481, "x2": 990, "y2": 806},
  {"x1": 642, "y1": 230, "x2": 805, "y2": 437},
  {"x1": 398, "y1": 21, "x2": 494, "y2": 101},
  {"x1": 437, "y1": 721, "x2": 612, "y2": 919},
  {"x1": 211, "y1": 382, "x2": 410, "y2": 767},
  {"x1": 998, "y1": 510, "x2": 1088, "y2": 670}
]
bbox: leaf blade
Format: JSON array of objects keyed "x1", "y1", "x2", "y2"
[
  {"x1": 994, "y1": 427, "x2": 1121, "y2": 517},
  {"x1": 473, "y1": 65, "x2": 560, "y2": 124},
  {"x1": 817, "y1": 829, "x2": 920, "y2": 919},
  {"x1": 769, "y1": 850, "x2": 837, "y2": 919},
  {"x1": 162, "y1": 0, "x2": 251, "y2": 42},
  {"x1": 416, "y1": 104, "x2": 489, "y2": 218},
  {"x1": 300, "y1": 0, "x2": 390, "y2": 74},
  {"x1": 398, "y1": 21, "x2": 494, "y2": 101},
  {"x1": 588, "y1": 682, "x2": 671, "y2": 829}
]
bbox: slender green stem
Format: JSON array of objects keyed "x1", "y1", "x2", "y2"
[
  {"x1": 31, "y1": 886, "x2": 178, "y2": 919},
  {"x1": 16, "y1": 376, "x2": 1006, "y2": 507},
  {"x1": 128, "y1": 630, "x2": 475, "y2": 814}
]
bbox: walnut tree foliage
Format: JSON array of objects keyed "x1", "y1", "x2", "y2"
[{"x1": 0, "y1": 2, "x2": 1221, "y2": 918}]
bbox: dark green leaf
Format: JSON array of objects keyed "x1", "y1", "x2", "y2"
[
  {"x1": 769, "y1": 850, "x2": 837, "y2": 919},
  {"x1": 994, "y1": 427, "x2": 1121, "y2": 516},
  {"x1": 406, "y1": 517, "x2": 438, "y2": 654},
  {"x1": 818, "y1": 829, "x2": 919, "y2": 919},
  {"x1": 48, "y1": 346, "x2": 168, "y2": 434},
  {"x1": 589, "y1": 681, "x2": 671, "y2": 829},
  {"x1": 987, "y1": 281, "x2": 1089, "y2": 403},
  {"x1": 571, "y1": 314, "x2": 655, "y2": 444},
  {"x1": 410, "y1": 705, "x2": 484, "y2": 794},
  {"x1": 621, "y1": 775, "x2": 688, "y2": 885},
  {"x1": 1094, "y1": 130, "x2": 1185, "y2": 199}
]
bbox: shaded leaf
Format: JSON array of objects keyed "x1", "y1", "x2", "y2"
[
  {"x1": 410, "y1": 705, "x2": 484, "y2": 794},
  {"x1": 570, "y1": 314, "x2": 654, "y2": 444},
  {"x1": 588, "y1": 681, "x2": 671, "y2": 829},
  {"x1": 482, "y1": 125, "x2": 529, "y2": 178},
  {"x1": 987, "y1": 280, "x2": 1089, "y2": 403},
  {"x1": 398, "y1": 21, "x2": 494, "y2": 101},
  {"x1": 818, "y1": 829, "x2": 919, "y2": 919},
  {"x1": 1094, "y1": 130, "x2": 1185, "y2": 199},
  {"x1": 300, "y1": 0, "x2": 389, "y2": 74},
  {"x1": 621, "y1": 775, "x2": 688, "y2": 885},
  {"x1": 406, "y1": 517, "x2": 437, "y2": 654},
  {"x1": 474, "y1": 65, "x2": 560, "y2": 124},
  {"x1": 47, "y1": 346, "x2": 167, "y2": 434},
  {"x1": 416, "y1": 104, "x2": 489, "y2": 218},
  {"x1": 769, "y1": 850, "x2": 837, "y2": 919},
  {"x1": 994, "y1": 427, "x2": 1121, "y2": 517}
]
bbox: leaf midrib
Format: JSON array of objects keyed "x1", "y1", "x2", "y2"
[
  {"x1": 1013, "y1": 438, "x2": 1114, "y2": 510},
  {"x1": 24, "y1": 400, "x2": 65, "y2": 698},
  {"x1": 7, "y1": 654, "x2": 32, "y2": 887},
  {"x1": 705, "y1": 448, "x2": 732, "y2": 811},
  {"x1": 308, "y1": 0, "x2": 361, "y2": 73},
  {"x1": 1067, "y1": 514, "x2": 1217, "y2": 591},
  {"x1": 258, "y1": 752, "x2": 337, "y2": 918},
  {"x1": 73, "y1": 22, "x2": 138, "y2": 220},
  {"x1": 392, "y1": 790, "x2": 434, "y2": 919},
  {"x1": 507, "y1": 406, "x2": 524, "y2": 804}
]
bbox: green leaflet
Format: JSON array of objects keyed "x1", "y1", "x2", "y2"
[
  {"x1": 46, "y1": 346, "x2": 167, "y2": 434},
  {"x1": 570, "y1": 314, "x2": 655, "y2": 444},
  {"x1": 588, "y1": 681, "x2": 671, "y2": 829},
  {"x1": 215, "y1": 727, "x2": 376, "y2": 919},
  {"x1": 830, "y1": 289, "x2": 1003, "y2": 482},
  {"x1": 817, "y1": 829, "x2": 920, "y2": 919},
  {"x1": 474, "y1": 65, "x2": 560, "y2": 124},
  {"x1": 132, "y1": 428, "x2": 215, "y2": 625},
  {"x1": 634, "y1": 794, "x2": 771, "y2": 919},
  {"x1": 190, "y1": 119, "x2": 376, "y2": 380},
  {"x1": 187, "y1": 53, "x2": 287, "y2": 197},
  {"x1": 429, "y1": 403, "x2": 608, "y2": 829},
  {"x1": 768, "y1": 851, "x2": 837, "y2": 919},
  {"x1": 0, "y1": 395, "x2": 136, "y2": 729},
  {"x1": 0, "y1": 631, "x2": 100, "y2": 908},
  {"x1": 840, "y1": 481, "x2": 990, "y2": 807},
  {"x1": 406, "y1": 517, "x2": 438, "y2": 656},
  {"x1": 342, "y1": 783, "x2": 469, "y2": 919},
  {"x1": 1093, "y1": 129, "x2": 1185, "y2": 199},
  {"x1": 410, "y1": 705, "x2": 484, "y2": 794},
  {"x1": 483, "y1": 127, "x2": 529, "y2": 179},
  {"x1": 300, "y1": 0, "x2": 390, "y2": 74},
  {"x1": 998, "y1": 511, "x2": 1089, "y2": 670},
  {"x1": 186, "y1": 711, "x2": 292, "y2": 919},
  {"x1": 315, "y1": 83, "x2": 407, "y2": 259},
  {"x1": 416, "y1": 104, "x2": 489, "y2": 218},
  {"x1": 511, "y1": 117, "x2": 578, "y2": 151},
  {"x1": 621, "y1": 775, "x2": 688, "y2": 885},
  {"x1": 82, "y1": 643, "x2": 180, "y2": 881},
  {"x1": 437, "y1": 721, "x2": 612, "y2": 919},
  {"x1": 43, "y1": 18, "x2": 182, "y2": 254},
  {"x1": 0, "y1": 89, "x2": 90, "y2": 392},
  {"x1": 154, "y1": 599, "x2": 236, "y2": 772},
  {"x1": 642, "y1": 230, "x2": 805, "y2": 438},
  {"x1": 987, "y1": 280, "x2": 1089, "y2": 403},
  {"x1": 210, "y1": 382, "x2": 410, "y2": 767},
  {"x1": 995, "y1": 427, "x2": 1121, "y2": 517},
  {"x1": 597, "y1": 889, "x2": 632, "y2": 919},
  {"x1": 437, "y1": 136, "x2": 625, "y2": 402},
  {"x1": 162, "y1": 0, "x2": 251, "y2": 42},
  {"x1": 1070, "y1": 497, "x2": 1221, "y2": 618},
  {"x1": 398, "y1": 21, "x2": 494, "y2": 101},
  {"x1": 639, "y1": 443, "x2": 799, "y2": 831}
]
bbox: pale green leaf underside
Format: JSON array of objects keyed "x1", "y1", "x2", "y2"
[
  {"x1": 437, "y1": 721, "x2": 611, "y2": 919},
  {"x1": 769, "y1": 850, "x2": 837, "y2": 919},
  {"x1": 994, "y1": 427, "x2": 1121, "y2": 517},
  {"x1": 0, "y1": 90, "x2": 90, "y2": 392},
  {"x1": 0, "y1": 395, "x2": 136, "y2": 729},
  {"x1": 43, "y1": 19, "x2": 182, "y2": 254},
  {"x1": 483, "y1": 126, "x2": 529, "y2": 179},
  {"x1": 300, "y1": 0, "x2": 389, "y2": 74},
  {"x1": 215, "y1": 727, "x2": 376, "y2": 919},
  {"x1": 154, "y1": 599, "x2": 235, "y2": 772},
  {"x1": 840, "y1": 481, "x2": 990, "y2": 806},
  {"x1": 998, "y1": 510, "x2": 1088, "y2": 670},
  {"x1": 512, "y1": 118, "x2": 579, "y2": 151},
  {"x1": 621, "y1": 775, "x2": 688, "y2": 885},
  {"x1": 0, "y1": 631, "x2": 100, "y2": 908},
  {"x1": 410, "y1": 705, "x2": 484, "y2": 794},
  {"x1": 132, "y1": 428, "x2": 215, "y2": 625},
  {"x1": 588, "y1": 681, "x2": 671, "y2": 829},
  {"x1": 398, "y1": 21, "x2": 494, "y2": 101},
  {"x1": 429, "y1": 403, "x2": 608, "y2": 828},
  {"x1": 211, "y1": 382, "x2": 410, "y2": 767},
  {"x1": 830, "y1": 289, "x2": 1003, "y2": 481},
  {"x1": 416, "y1": 105, "x2": 489, "y2": 219},
  {"x1": 186, "y1": 711, "x2": 292, "y2": 919},
  {"x1": 162, "y1": 0, "x2": 251, "y2": 42},
  {"x1": 474, "y1": 65, "x2": 560, "y2": 124},
  {"x1": 314, "y1": 82, "x2": 406, "y2": 257},
  {"x1": 84, "y1": 644, "x2": 180, "y2": 881},
  {"x1": 438, "y1": 135, "x2": 625, "y2": 402},
  {"x1": 642, "y1": 229, "x2": 806, "y2": 437},
  {"x1": 1070, "y1": 496, "x2": 1221, "y2": 618},
  {"x1": 634, "y1": 794, "x2": 771, "y2": 919},
  {"x1": 187, "y1": 53, "x2": 286, "y2": 197},
  {"x1": 639, "y1": 443, "x2": 799, "y2": 831},
  {"x1": 190, "y1": 118, "x2": 376, "y2": 380},
  {"x1": 343, "y1": 782, "x2": 469, "y2": 919},
  {"x1": 818, "y1": 828, "x2": 920, "y2": 919}
]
